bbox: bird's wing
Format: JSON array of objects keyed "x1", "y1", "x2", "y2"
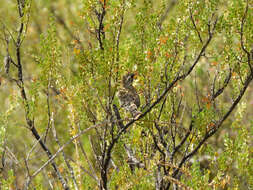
[
  {"x1": 118, "y1": 89, "x2": 134, "y2": 107},
  {"x1": 118, "y1": 89, "x2": 141, "y2": 118},
  {"x1": 133, "y1": 93, "x2": 140, "y2": 108}
]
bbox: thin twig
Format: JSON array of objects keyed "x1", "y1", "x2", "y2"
[
  {"x1": 30, "y1": 120, "x2": 108, "y2": 178},
  {"x1": 239, "y1": 0, "x2": 252, "y2": 74}
]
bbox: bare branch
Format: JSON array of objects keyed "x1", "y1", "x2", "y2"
[
  {"x1": 211, "y1": 68, "x2": 232, "y2": 100},
  {"x1": 173, "y1": 72, "x2": 253, "y2": 178},
  {"x1": 51, "y1": 117, "x2": 79, "y2": 190},
  {"x1": 239, "y1": 0, "x2": 252, "y2": 73},
  {"x1": 30, "y1": 120, "x2": 108, "y2": 178},
  {"x1": 189, "y1": 8, "x2": 203, "y2": 44}
]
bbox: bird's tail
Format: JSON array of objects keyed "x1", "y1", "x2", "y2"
[{"x1": 128, "y1": 103, "x2": 141, "y2": 119}]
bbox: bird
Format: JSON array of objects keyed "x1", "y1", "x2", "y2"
[{"x1": 117, "y1": 73, "x2": 141, "y2": 119}]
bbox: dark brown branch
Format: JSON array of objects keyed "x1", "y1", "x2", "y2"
[
  {"x1": 95, "y1": 2, "x2": 106, "y2": 51},
  {"x1": 30, "y1": 121, "x2": 108, "y2": 178},
  {"x1": 180, "y1": 17, "x2": 218, "y2": 79},
  {"x1": 211, "y1": 68, "x2": 232, "y2": 100},
  {"x1": 158, "y1": 93, "x2": 169, "y2": 120},
  {"x1": 173, "y1": 72, "x2": 253, "y2": 178},
  {"x1": 52, "y1": 124, "x2": 79, "y2": 190},
  {"x1": 171, "y1": 119, "x2": 193, "y2": 161},
  {"x1": 98, "y1": 17, "x2": 218, "y2": 190},
  {"x1": 150, "y1": 129, "x2": 166, "y2": 158},
  {"x1": 113, "y1": 104, "x2": 124, "y2": 129},
  {"x1": 43, "y1": 84, "x2": 52, "y2": 143},
  {"x1": 190, "y1": 8, "x2": 203, "y2": 44},
  {"x1": 10, "y1": 1, "x2": 70, "y2": 189},
  {"x1": 154, "y1": 122, "x2": 168, "y2": 154},
  {"x1": 112, "y1": 104, "x2": 144, "y2": 175},
  {"x1": 239, "y1": 0, "x2": 252, "y2": 74}
]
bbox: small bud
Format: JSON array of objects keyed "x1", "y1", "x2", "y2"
[{"x1": 4, "y1": 55, "x2": 10, "y2": 74}]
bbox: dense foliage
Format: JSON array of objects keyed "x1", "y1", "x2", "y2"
[{"x1": 0, "y1": 0, "x2": 252, "y2": 189}]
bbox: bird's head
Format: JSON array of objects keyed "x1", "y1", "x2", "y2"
[{"x1": 122, "y1": 73, "x2": 136, "y2": 88}]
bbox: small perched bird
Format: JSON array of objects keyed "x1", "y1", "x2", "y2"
[{"x1": 118, "y1": 73, "x2": 141, "y2": 118}]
